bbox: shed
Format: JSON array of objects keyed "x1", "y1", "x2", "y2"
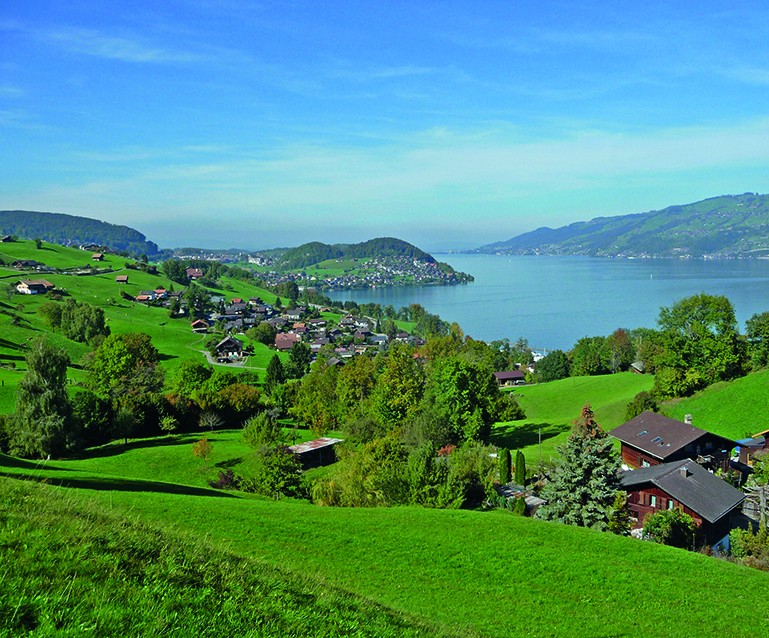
[{"x1": 287, "y1": 438, "x2": 343, "y2": 468}]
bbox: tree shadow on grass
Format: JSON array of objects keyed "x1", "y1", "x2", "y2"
[
  {"x1": 0, "y1": 453, "x2": 76, "y2": 472},
  {"x1": 490, "y1": 421, "x2": 569, "y2": 450},
  {"x1": 73, "y1": 435, "x2": 203, "y2": 460},
  {"x1": 215, "y1": 457, "x2": 243, "y2": 469},
  {"x1": 0, "y1": 470, "x2": 237, "y2": 498}
]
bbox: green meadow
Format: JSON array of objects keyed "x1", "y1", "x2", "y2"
[
  {"x1": 3, "y1": 436, "x2": 769, "y2": 637},
  {"x1": 492, "y1": 372, "x2": 654, "y2": 465}
]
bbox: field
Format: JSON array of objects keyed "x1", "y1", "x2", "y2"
[
  {"x1": 491, "y1": 372, "x2": 654, "y2": 465},
  {"x1": 3, "y1": 435, "x2": 769, "y2": 637}
]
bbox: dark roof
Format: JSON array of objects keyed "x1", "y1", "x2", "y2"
[
  {"x1": 215, "y1": 336, "x2": 243, "y2": 350},
  {"x1": 611, "y1": 412, "x2": 736, "y2": 460},
  {"x1": 494, "y1": 370, "x2": 525, "y2": 381},
  {"x1": 620, "y1": 459, "x2": 745, "y2": 524}
]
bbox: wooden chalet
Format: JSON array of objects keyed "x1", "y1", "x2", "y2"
[
  {"x1": 620, "y1": 459, "x2": 745, "y2": 545},
  {"x1": 611, "y1": 412, "x2": 735, "y2": 472},
  {"x1": 214, "y1": 336, "x2": 244, "y2": 360},
  {"x1": 15, "y1": 279, "x2": 54, "y2": 295},
  {"x1": 186, "y1": 267, "x2": 203, "y2": 280},
  {"x1": 493, "y1": 370, "x2": 526, "y2": 386},
  {"x1": 115, "y1": 274, "x2": 129, "y2": 284},
  {"x1": 190, "y1": 319, "x2": 209, "y2": 333},
  {"x1": 92, "y1": 253, "x2": 104, "y2": 261}
]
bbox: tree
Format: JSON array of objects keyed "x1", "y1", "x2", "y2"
[
  {"x1": 10, "y1": 338, "x2": 73, "y2": 458},
  {"x1": 624, "y1": 391, "x2": 659, "y2": 421},
  {"x1": 88, "y1": 333, "x2": 161, "y2": 397},
  {"x1": 535, "y1": 405, "x2": 622, "y2": 530},
  {"x1": 514, "y1": 450, "x2": 526, "y2": 485},
  {"x1": 536, "y1": 350, "x2": 570, "y2": 382},
  {"x1": 570, "y1": 336, "x2": 609, "y2": 377},
  {"x1": 168, "y1": 360, "x2": 213, "y2": 398},
  {"x1": 498, "y1": 447, "x2": 511, "y2": 484},
  {"x1": 605, "y1": 328, "x2": 635, "y2": 373},
  {"x1": 746, "y1": 311, "x2": 769, "y2": 370},
  {"x1": 264, "y1": 354, "x2": 285, "y2": 396},
  {"x1": 654, "y1": 294, "x2": 746, "y2": 397},
  {"x1": 291, "y1": 363, "x2": 339, "y2": 436},
  {"x1": 643, "y1": 509, "x2": 697, "y2": 549},
  {"x1": 370, "y1": 344, "x2": 425, "y2": 429},
  {"x1": 183, "y1": 282, "x2": 211, "y2": 319},
  {"x1": 248, "y1": 321, "x2": 276, "y2": 346},
  {"x1": 242, "y1": 411, "x2": 284, "y2": 450},
  {"x1": 286, "y1": 342, "x2": 311, "y2": 379},
  {"x1": 192, "y1": 437, "x2": 213, "y2": 468}
]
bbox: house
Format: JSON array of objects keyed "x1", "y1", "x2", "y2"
[
  {"x1": 115, "y1": 275, "x2": 129, "y2": 284},
  {"x1": 12, "y1": 259, "x2": 44, "y2": 270},
  {"x1": 186, "y1": 267, "x2": 203, "y2": 280},
  {"x1": 153, "y1": 287, "x2": 168, "y2": 299},
  {"x1": 1, "y1": 235, "x2": 13, "y2": 242},
  {"x1": 287, "y1": 437, "x2": 343, "y2": 469},
  {"x1": 135, "y1": 290, "x2": 156, "y2": 303},
  {"x1": 214, "y1": 336, "x2": 244, "y2": 360},
  {"x1": 15, "y1": 279, "x2": 54, "y2": 295},
  {"x1": 285, "y1": 309, "x2": 303, "y2": 322},
  {"x1": 275, "y1": 333, "x2": 301, "y2": 351},
  {"x1": 191, "y1": 319, "x2": 209, "y2": 333},
  {"x1": 611, "y1": 412, "x2": 735, "y2": 472},
  {"x1": 493, "y1": 370, "x2": 526, "y2": 386},
  {"x1": 620, "y1": 459, "x2": 746, "y2": 546},
  {"x1": 92, "y1": 253, "x2": 104, "y2": 261}
]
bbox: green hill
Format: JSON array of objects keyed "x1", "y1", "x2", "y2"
[
  {"x1": 0, "y1": 210, "x2": 160, "y2": 257},
  {"x1": 3, "y1": 439, "x2": 769, "y2": 637},
  {"x1": 477, "y1": 193, "x2": 769, "y2": 258},
  {"x1": 275, "y1": 237, "x2": 436, "y2": 269}
]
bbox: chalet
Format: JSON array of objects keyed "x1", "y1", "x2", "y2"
[
  {"x1": 12, "y1": 259, "x2": 44, "y2": 270},
  {"x1": 285, "y1": 309, "x2": 303, "y2": 322},
  {"x1": 92, "y1": 253, "x2": 104, "y2": 261},
  {"x1": 214, "y1": 336, "x2": 244, "y2": 360},
  {"x1": 339, "y1": 316, "x2": 356, "y2": 329},
  {"x1": 1, "y1": 235, "x2": 13, "y2": 242},
  {"x1": 231, "y1": 297, "x2": 243, "y2": 304},
  {"x1": 225, "y1": 303, "x2": 247, "y2": 316},
  {"x1": 15, "y1": 279, "x2": 54, "y2": 295},
  {"x1": 620, "y1": 459, "x2": 746, "y2": 546},
  {"x1": 611, "y1": 412, "x2": 735, "y2": 472},
  {"x1": 191, "y1": 319, "x2": 209, "y2": 333},
  {"x1": 153, "y1": 287, "x2": 168, "y2": 299},
  {"x1": 353, "y1": 328, "x2": 372, "y2": 341},
  {"x1": 135, "y1": 291, "x2": 155, "y2": 303},
  {"x1": 494, "y1": 370, "x2": 526, "y2": 386},
  {"x1": 369, "y1": 334, "x2": 388, "y2": 347},
  {"x1": 186, "y1": 267, "x2": 203, "y2": 280},
  {"x1": 275, "y1": 333, "x2": 301, "y2": 351},
  {"x1": 115, "y1": 275, "x2": 129, "y2": 284},
  {"x1": 309, "y1": 318, "x2": 327, "y2": 330},
  {"x1": 268, "y1": 317, "x2": 287, "y2": 331},
  {"x1": 287, "y1": 437, "x2": 343, "y2": 469},
  {"x1": 311, "y1": 337, "x2": 330, "y2": 353}
]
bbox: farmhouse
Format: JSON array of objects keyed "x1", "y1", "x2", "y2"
[
  {"x1": 115, "y1": 275, "x2": 129, "y2": 284},
  {"x1": 620, "y1": 459, "x2": 745, "y2": 546},
  {"x1": 92, "y1": 253, "x2": 104, "y2": 261},
  {"x1": 214, "y1": 336, "x2": 244, "y2": 360},
  {"x1": 186, "y1": 267, "x2": 203, "y2": 280},
  {"x1": 611, "y1": 412, "x2": 735, "y2": 472},
  {"x1": 493, "y1": 370, "x2": 526, "y2": 386},
  {"x1": 15, "y1": 279, "x2": 54, "y2": 295},
  {"x1": 135, "y1": 291, "x2": 155, "y2": 303},
  {"x1": 191, "y1": 319, "x2": 209, "y2": 333}
]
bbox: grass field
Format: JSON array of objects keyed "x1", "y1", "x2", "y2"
[
  {"x1": 491, "y1": 372, "x2": 654, "y2": 465},
  {"x1": 3, "y1": 439, "x2": 769, "y2": 637},
  {"x1": 662, "y1": 368, "x2": 769, "y2": 440}
]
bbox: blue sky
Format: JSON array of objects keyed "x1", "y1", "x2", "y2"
[{"x1": 3, "y1": 1, "x2": 769, "y2": 251}]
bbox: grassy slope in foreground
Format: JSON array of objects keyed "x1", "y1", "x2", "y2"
[
  {"x1": 0, "y1": 478, "x2": 456, "y2": 638},
  {"x1": 3, "y1": 448, "x2": 769, "y2": 638}
]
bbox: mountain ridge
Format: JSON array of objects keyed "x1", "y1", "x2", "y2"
[{"x1": 474, "y1": 193, "x2": 769, "y2": 258}]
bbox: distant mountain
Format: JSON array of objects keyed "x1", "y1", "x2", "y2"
[
  {"x1": 275, "y1": 237, "x2": 436, "y2": 269},
  {"x1": 0, "y1": 210, "x2": 159, "y2": 257},
  {"x1": 474, "y1": 193, "x2": 769, "y2": 258}
]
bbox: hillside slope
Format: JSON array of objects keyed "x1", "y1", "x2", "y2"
[
  {"x1": 0, "y1": 210, "x2": 159, "y2": 256},
  {"x1": 477, "y1": 193, "x2": 769, "y2": 258}
]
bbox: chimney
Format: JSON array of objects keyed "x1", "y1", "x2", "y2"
[
  {"x1": 684, "y1": 414, "x2": 693, "y2": 425},
  {"x1": 679, "y1": 466, "x2": 689, "y2": 478}
]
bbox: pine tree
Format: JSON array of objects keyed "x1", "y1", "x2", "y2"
[
  {"x1": 264, "y1": 354, "x2": 285, "y2": 395},
  {"x1": 535, "y1": 404, "x2": 621, "y2": 530}
]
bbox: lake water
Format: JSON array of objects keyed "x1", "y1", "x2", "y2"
[{"x1": 326, "y1": 255, "x2": 769, "y2": 351}]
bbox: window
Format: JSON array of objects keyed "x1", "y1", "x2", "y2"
[
  {"x1": 668, "y1": 499, "x2": 675, "y2": 510},
  {"x1": 641, "y1": 458, "x2": 651, "y2": 467},
  {"x1": 650, "y1": 495, "x2": 657, "y2": 507}
]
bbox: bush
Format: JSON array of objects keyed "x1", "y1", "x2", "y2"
[
  {"x1": 643, "y1": 509, "x2": 697, "y2": 549},
  {"x1": 240, "y1": 447, "x2": 303, "y2": 499}
]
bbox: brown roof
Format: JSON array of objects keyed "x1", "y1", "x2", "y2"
[
  {"x1": 611, "y1": 412, "x2": 736, "y2": 460},
  {"x1": 115, "y1": 275, "x2": 129, "y2": 282}
]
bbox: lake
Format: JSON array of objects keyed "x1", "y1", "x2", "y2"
[{"x1": 326, "y1": 254, "x2": 769, "y2": 351}]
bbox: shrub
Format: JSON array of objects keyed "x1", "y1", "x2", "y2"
[{"x1": 643, "y1": 509, "x2": 697, "y2": 549}]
